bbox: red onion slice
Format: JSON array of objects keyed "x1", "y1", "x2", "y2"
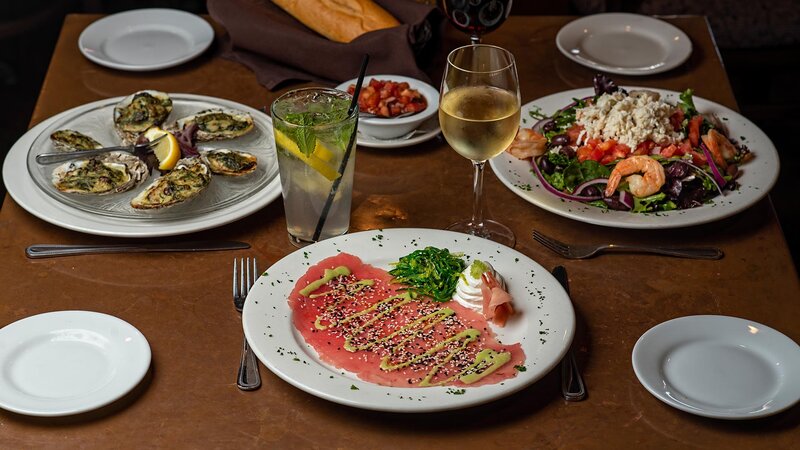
[
  {"x1": 530, "y1": 158, "x2": 603, "y2": 202},
  {"x1": 698, "y1": 142, "x2": 728, "y2": 189}
]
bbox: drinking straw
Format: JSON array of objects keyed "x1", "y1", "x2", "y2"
[{"x1": 312, "y1": 54, "x2": 370, "y2": 242}]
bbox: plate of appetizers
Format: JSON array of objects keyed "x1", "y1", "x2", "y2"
[
  {"x1": 3, "y1": 94, "x2": 281, "y2": 237},
  {"x1": 556, "y1": 13, "x2": 692, "y2": 75},
  {"x1": 0, "y1": 311, "x2": 151, "y2": 417},
  {"x1": 490, "y1": 83, "x2": 780, "y2": 229},
  {"x1": 79, "y1": 9, "x2": 214, "y2": 71},
  {"x1": 633, "y1": 315, "x2": 800, "y2": 419},
  {"x1": 243, "y1": 228, "x2": 575, "y2": 412}
]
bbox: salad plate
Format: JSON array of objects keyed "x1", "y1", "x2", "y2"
[
  {"x1": 356, "y1": 116, "x2": 441, "y2": 149},
  {"x1": 0, "y1": 311, "x2": 151, "y2": 417},
  {"x1": 489, "y1": 87, "x2": 780, "y2": 229},
  {"x1": 556, "y1": 13, "x2": 692, "y2": 75},
  {"x1": 632, "y1": 315, "x2": 800, "y2": 419},
  {"x1": 79, "y1": 9, "x2": 214, "y2": 72},
  {"x1": 242, "y1": 228, "x2": 575, "y2": 412},
  {"x1": 3, "y1": 95, "x2": 282, "y2": 237}
]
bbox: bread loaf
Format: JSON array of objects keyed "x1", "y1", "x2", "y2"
[{"x1": 271, "y1": 0, "x2": 400, "y2": 43}]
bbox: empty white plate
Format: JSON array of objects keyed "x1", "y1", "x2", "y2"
[
  {"x1": 0, "y1": 311, "x2": 151, "y2": 416},
  {"x1": 632, "y1": 315, "x2": 800, "y2": 419},
  {"x1": 79, "y1": 8, "x2": 214, "y2": 71},
  {"x1": 556, "y1": 13, "x2": 692, "y2": 75}
]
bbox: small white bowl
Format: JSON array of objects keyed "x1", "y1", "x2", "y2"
[{"x1": 336, "y1": 75, "x2": 439, "y2": 140}]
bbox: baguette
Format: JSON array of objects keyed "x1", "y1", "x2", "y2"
[{"x1": 271, "y1": 0, "x2": 400, "y2": 43}]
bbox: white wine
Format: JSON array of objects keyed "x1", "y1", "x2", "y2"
[{"x1": 439, "y1": 85, "x2": 520, "y2": 161}]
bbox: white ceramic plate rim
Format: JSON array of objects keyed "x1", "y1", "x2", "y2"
[
  {"x1": 356, "y1": 116, "x2": 442, "y2": 149},
  {"x1": 2, "y1": 94, "x2": 282, "y2": 238},
  {"x1": 632, "y1": 315, "x2": 800, "y2": 419},
  {"x1": 0, "y1": 310, "x2": 151, "y2": 417},
  {"x1": 489, "y1": 87, "x2": 780, "y2": 229},
  {"x1": 556, "y1": 13, "x2": 692, "y2": 75},
  {"x1": 242, "y1": 228, "x2": 576, "y2": 412},
  {"x1": 79, "y1": 8, "x2": 214, "y2": 71}
]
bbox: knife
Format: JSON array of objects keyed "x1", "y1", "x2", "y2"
[
  {"x1": 552, "y1": 266, "x2": 587, "y2": 401},
  {"x1": 25, "y1": 241, "x2": 250, "y2": 259}
]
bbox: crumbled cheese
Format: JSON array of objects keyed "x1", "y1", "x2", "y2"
[{"x1": 575, "y1": 90, "x2": 684, "y2": 149}]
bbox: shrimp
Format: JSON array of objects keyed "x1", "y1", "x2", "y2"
[
  {"x1": 505, "y1": 128, "x2": 547, "y2": 160},
  {"x1": 701, "y1": 129, "x2": 737, "y2": 170},
  {"x1": 604, "y1": 155, "x2": 666, "y2": 198}
]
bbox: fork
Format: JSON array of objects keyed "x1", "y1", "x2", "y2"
[
  {"x1": 232, "y1": 257, "x2": 261, "y2": 391},
  {"x1": 35, "y1": 134, "x2": 167, "y2": 165},
  {"x1": 532, "y1": 230, "x2": 724, "y2": 260}
]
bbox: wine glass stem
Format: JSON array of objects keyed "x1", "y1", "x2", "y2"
[
  {"x1": 470, "y1": 160, "x2": 486, "y2": 229},
  {"x1": 470, "y1": 33, "x2": 481, "y2": 45}
]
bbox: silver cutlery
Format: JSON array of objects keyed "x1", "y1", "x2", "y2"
[
  {"x1": 232, "y1": 257, "x2": 261, "y2": 391},
  {"x1": 533, "y1": 230, "x2": 724, "y2": 260},
  {"x1": 26, "y1": 241, "x2": 250, "y2": 258},
  {"x1": 552, "y1": 266, "x2": 586, "y2": 402},
  {"x1": 35, "y1": 134, "x2": 166, "y2": 165}
]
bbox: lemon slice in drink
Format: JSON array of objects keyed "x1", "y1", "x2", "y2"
[
  {"x1": 143, "y1": 126, "x2": 181, "y2": 171},
  {"x1": 273, "y1": 129, "x2": 340, "y2": 181}
]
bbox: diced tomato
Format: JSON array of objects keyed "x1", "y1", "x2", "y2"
[
  {"x1": 670, "y1": 109, "x2": 685, "y2": 131},
  {"x1": 660, "y1": 144, "x2": 678, "y2": 157},
  {"x1": 566, "y1": 125, "x2": 583, "y2": 145},
  {"x1": 350, "y1": 78, "x2": 428, "y2": 117},
  {"x1": 634, "y1": 140, "x2": 656, "y2": 155},
  {"x1": 688, "y1": 115, "x2": 703, "y2": 147},
  {"x1": 577, "y1": 145, "x2": 604, "y2": 162},
  {"x1": 688, "y1": 149, "x2": 707, "y2": 166}
]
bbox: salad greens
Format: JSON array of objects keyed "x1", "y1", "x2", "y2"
[{"x1": 389, "y1": 247, "x2": 466, "y2": 303}]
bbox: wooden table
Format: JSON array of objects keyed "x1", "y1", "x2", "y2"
[{"x1": 1, "y1": 14, "x2": 798, "y2": 448}]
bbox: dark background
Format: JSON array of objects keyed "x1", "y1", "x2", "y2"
[{"x1": 0, "y1": 0, "x2": 796, "y2": 263}]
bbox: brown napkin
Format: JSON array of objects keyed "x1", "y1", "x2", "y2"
[{"x1": 207, "y1": 0, "x2": 441, "y2": 90}]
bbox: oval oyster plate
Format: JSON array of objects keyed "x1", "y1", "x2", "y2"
[{"x1": 27, "y1": 94, "x2": 278, "y2": 220}]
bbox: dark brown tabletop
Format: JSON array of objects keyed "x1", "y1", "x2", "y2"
[{"x1": 0, "y1": 14, "x2": 798, "y2": 449}]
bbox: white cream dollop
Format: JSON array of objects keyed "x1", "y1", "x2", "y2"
[{"x1": 452, "y1": 260, "x2": 505, "y2": 311}]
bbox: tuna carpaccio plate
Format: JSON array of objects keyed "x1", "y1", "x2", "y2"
[{"x1": 242, "y1": 229, "x2": 575, "y2": 412}]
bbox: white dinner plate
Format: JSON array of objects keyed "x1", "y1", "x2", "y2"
[
  {"x1": 2, "y1": 94, "x2": 282, "y2": 238},
  {"x1": 489, "y1": 87, "x2": 780, "y2": 229},
  {"x1": 242, "y1": 228, "x2": 575, "y2": 412},
  {"x1": 556, "y1": 13, "x2": 692, "y2": 75},
  {"x1": 79, "y1": 8, "x2": 214, "y2": 71},
  {"x1": 632, "y1": 315, "x2": 800, "y2": 419},
  {"x1": 0, "y1": 311, "x2": 151, "y2": 417}
]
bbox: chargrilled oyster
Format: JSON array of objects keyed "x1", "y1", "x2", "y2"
[
  {"x1": 50, "y1": 130, "x2": 103, "y2": 151},
  {"x1": 130, "y1": 157, "x2": 211, "y2": 209},
  {"x1": 114, "y1": 90, "x2": 173, "y2": 144},
  {"x1": 51, "y1": 152, "x2": 148, "y2": 195},
  {"x1": 170, "y1": 108, "x2": 254, "y2": 141},
  {"x1": 200, "y1": 149, "x2": 257, "y2": 176}
]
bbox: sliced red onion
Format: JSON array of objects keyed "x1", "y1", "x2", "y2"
[
  {"x1": 679, "y1": 158, "x2": 724, "y2": 196},
  {"x1": 530, "y1": 158, "x2": 603, "y2": 202},
  {"x1": 573, "y1": 178, "x2": 608, "y2": 196},
  {"x1": 532, "y1": 117, "x2": 551, "y2": 133},
  {"x1": 698, "y1": 142, "x2": 728, "y2": 189},
  {"x1": 618, "y1": 191, "x2": 634, "y2": 209}
]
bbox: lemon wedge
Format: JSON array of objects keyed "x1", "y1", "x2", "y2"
[
  {"x1": 273, "y1": 129, "x2": 340, "y2": 181},
  {"x1": 143, "y1": 126, "x2": 181, "y2": 171}
]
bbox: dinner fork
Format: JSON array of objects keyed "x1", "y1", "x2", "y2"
[
  {"x1": 532, "y1": 230, "x2": 724, "y2": 260},
  {"x1": 232, "y1": 257, "x2": 261, "y2": 391},
  {"x1": 35, "y1": 134, "x2": 167, "y2": 165}
]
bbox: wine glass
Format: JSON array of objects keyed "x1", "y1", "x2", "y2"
[
  {"x1": 439, "y1": 44, "x2": 520, "y2": 247},
  {"x1": 438, "y1": 0, "x2": 513, "y2": 45}
]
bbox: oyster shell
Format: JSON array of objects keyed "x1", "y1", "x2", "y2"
[
  {"x1": 50, "y1": 130, "x2": 103, "y2": 151},
  {"x1": 51, "y1": 152, "x2": 148, "y2": 195},
  {"x1": 130, "y1": 157, "x2": 211, "y2": 209},
  {"x1": 114, "y1": 90, "x2": 173, "y2": 144},
  {"x1": 170, "y1": 108, "x2": 254, "y2": 141},
  {"x1": 200, "y1": 149, "x2": 257, "y2": 176}
]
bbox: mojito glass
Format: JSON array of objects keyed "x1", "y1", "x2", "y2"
[{"x1": 271, "y1": 88, "x2": 358, "y2": 247}]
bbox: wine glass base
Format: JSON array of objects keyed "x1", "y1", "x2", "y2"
[{"x1": 446, "y1": 219, "x2": 516, "y2": 248}]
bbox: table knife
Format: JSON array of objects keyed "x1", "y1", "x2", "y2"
[
  {"x1": 552, "y1": 266, "x2": 587, "y2": 401},
  {"x1": 26, "y1": 241, "x2": 250, "y2": 258}
]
